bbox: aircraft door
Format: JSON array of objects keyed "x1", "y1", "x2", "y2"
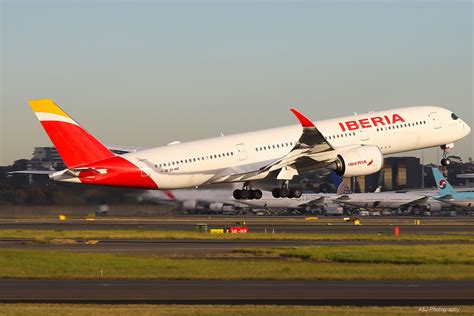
[
  {"x1": 236, "y1": 143, "x2": 247, "y2": 161},
  {"x1": 360, "y1": 130, "x2": 369, "y2": 141},
  {"x1": 138, "y1": 159, "x2": 152, "y2": 177},
  {"x1": 430, "y1": 112, "x2": 441, "y2": 129}
]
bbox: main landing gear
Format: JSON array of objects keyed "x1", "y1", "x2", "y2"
[
  {"x1": 233, "y1": 182, "x2": 263, "y2": 200},
  {"x1": 440, "y1": 144, "x2": 453, "y2": 167},
  {"x1": 232, "y1": 181, "x2": 303, "y2": 200},
  {"x1": 271, "y1": 180, "x2": 303, "y2": 199}
]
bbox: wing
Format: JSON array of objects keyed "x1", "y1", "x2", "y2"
[
  {"x1": 401, "y1": 196, "x2": 430, "y2": 207},
  {"x1": 204, "y1": 108, "x2": 337, "y2": 184},
  {"x1": 435, "y1": 194, "x2": 454, "y2": 201},
  {"x1": 106, "y1": 145, "x2": 148, "y2": 154},
  {"x1": 8, "y1": 170, "x2": 56, "y2": 175},
  {"x1": 262, "y1": 108, "x2": 335, "y2": 177}
]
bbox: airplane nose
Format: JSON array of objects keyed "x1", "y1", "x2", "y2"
[{"x1": 465, "y1": 122, "x2": 471, "y2": 136}]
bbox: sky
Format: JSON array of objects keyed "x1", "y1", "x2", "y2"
[{"x1": 1, "y1": 0, "x2": 472, "y2": 165}]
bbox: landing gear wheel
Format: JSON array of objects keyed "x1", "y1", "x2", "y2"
[
  {"x1": 272, "y1": 188, "x2": 281, "y2": 198},
  {"x1": 441, "y1": 158, "x2": 451, "y2": 167},
  {"x1": 253, "y1": 189, "x2": 263, "y2": 200},
  {"x1": 240, "y1": 189, "x2": 249, "y2": 200},
  {"x1": 246, "y1": 190, "x2": 254, "y2": 200},
  {"x1": 279, "y1": 188, "x2": 289, "y2": 198},
  {"x1": 290, "y1": 188, "x2": 303, "y2": 198},
  {"x1": 233, "y1": 189, "x2": 242, "y2": 200}
]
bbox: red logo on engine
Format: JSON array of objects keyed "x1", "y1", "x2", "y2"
[
  {"x1": 348, "y1": 160, "x2": 367, "y2": 167},
  {"x1": 348, "y1": 159, "x2": 374, "y2": 167}
]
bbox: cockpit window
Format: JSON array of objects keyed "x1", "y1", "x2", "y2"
[{"x1": 451, "y1": 113, "x2": 459, "y2": 120}]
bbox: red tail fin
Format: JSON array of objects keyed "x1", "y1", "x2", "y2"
[{"x1": 29, "y1": 99, "x2": 115, "y2": 168}]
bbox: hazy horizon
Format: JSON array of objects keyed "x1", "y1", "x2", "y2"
[{"x1": 1, "y1": 1, "x2": 472, "y2": 165}]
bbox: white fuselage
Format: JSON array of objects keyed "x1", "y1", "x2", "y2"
[{"x1": 122, "y1": 106, "x2": 469, "y2": 189}]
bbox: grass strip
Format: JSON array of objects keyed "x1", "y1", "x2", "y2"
[
  {"x1": 0, "y1": 249, "x2": 473, "y2": 280},
  {"x1": 235, "y1": 244, "x2": 474, "y2": 264},
  {"x1": 0, "y1": 229, "x2": 473, "y2": 242},
  {"x1": 1, "y1": 304, "x2": 473, "y2": 316}
]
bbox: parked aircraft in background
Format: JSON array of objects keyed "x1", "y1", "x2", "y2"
[
  {"x1": 334, "y1": 191, "x2": 445, "y2": 213},
  {"x1": 139, "y1": 186, "x2": 248, "y2": 213},
  {"x1": 27, "y1": 99, "x2": 470, "y2": 200},
  {"x1": 432, "y1": 167, "x2": 474, "y2": 209},
  {"x1": 238, "y1": 190, "x2": 337, "y2": 211},
  {"x1": 239, "y1": 172, "x2": 449, "y2": 214}
]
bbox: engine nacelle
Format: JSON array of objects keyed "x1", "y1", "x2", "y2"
[
  {"x1": 209, "y1": 202, "x2": 225, "y2": 212},
  {"x1": 426, "y1": 200, "x2": 442, "y2": 212},
  {"x1": 182, "y1": 200, "x2": 198, "y2": 210},
  {"x1": 330, "y1": 145, "x2": 384, "y2": 177}
]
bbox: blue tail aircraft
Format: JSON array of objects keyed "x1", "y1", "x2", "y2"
[{"x1": 432, "y1": 167, "x2": 474, "y2": 209}]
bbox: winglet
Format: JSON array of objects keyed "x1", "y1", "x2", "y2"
[{"x1": 290, "y1": 108, "x2": 315, "y2": 127}]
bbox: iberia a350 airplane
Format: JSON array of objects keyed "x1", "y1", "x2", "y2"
[{"x1": 28, "y1": 99, "x2": 470, "y2": 200}]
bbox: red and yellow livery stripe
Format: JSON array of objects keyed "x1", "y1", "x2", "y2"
[{"x1": 29, "y1": 99, "x2": 115, "y2": 168}]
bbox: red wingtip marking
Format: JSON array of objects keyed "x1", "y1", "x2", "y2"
[{"x1": 290, "y1": 108, "x2": 315, "y2": 128}]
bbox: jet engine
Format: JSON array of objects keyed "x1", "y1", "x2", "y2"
[
  {"x1": 209, "y1": 202, "x2": 225, "y2": 212},
  {"x1": 425, "y1": 200, "x2": 442, "y2": 212},
  {"x1": 329, "y1": 145, "x2": 384, "y2": 177}
]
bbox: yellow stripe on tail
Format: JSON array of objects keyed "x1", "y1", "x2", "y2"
[{"x1": 29, "y1": 99, "x2": 71, "y2": 118}]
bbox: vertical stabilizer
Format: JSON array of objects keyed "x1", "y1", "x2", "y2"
[
  {"x1": 431, "y1": 167, "x2": 456, "y2": 195},
  {"x1": 29, "y1": 99, "x2": 115, "y2": 168}
]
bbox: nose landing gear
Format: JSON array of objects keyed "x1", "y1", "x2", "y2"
[{"x1": 440, "y1": 144, "x2": 453, "y2": 166}]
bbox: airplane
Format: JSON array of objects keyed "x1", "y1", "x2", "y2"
[
  {"x1": 432, "y1": 167, "x2": 474, "y2": 209},
  {"x1": 333, "y1": 190, "x2": 445, "y2": 213},
  {"x1": 27, "y1": 99, "x2": 470, "y2": 200},
  {"x1": 138, "y1": 186, "x2": 249, "y2": 213}
]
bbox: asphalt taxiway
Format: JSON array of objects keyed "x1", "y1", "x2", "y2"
[{"x1": 0, "y1": 280, "x2": 472, "y2": 305}]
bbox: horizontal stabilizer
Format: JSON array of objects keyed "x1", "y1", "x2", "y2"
[{"x1": 8, "y1": 170, "x2": 55, "y2": 175}]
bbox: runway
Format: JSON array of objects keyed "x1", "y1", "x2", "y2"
[
  {"x1": 0, "y1": 217, "x2": 473, "y2": 234},
  {"x1": 0, "y1": 279, "x2": 472, "y2": 305}
]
